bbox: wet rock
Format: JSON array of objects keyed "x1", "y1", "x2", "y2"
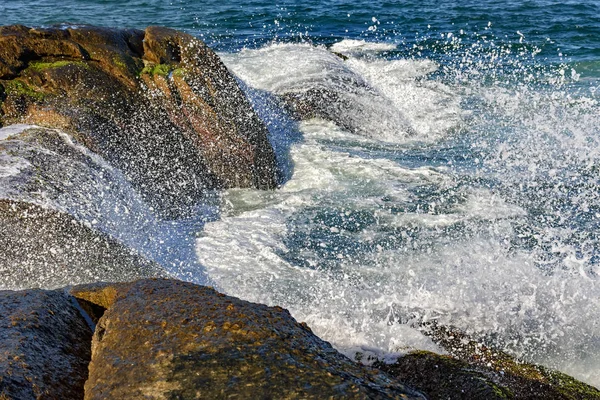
[
  {"x1": 72, "y1": 279, "x2": 425, "y2": 399},
  {"x1": 376, "y1": 324, "x2": 600, "y2": 400},
  {"x1": 0, "y1": 24, "x2": 278, "y2": 216},
  {"x1": 0, "y1": 199, "x2": 165, "y2": 289},
  {"x1": 376, "y1": 351, "x2": 512, "y2": 399},
  {"x1": 265, "y1": 49, "x2": 414, "y2": 139},
  {"x1": 0, "y1": 289, "x2": 92, "y2": 399},
  {"x1": 282, "y1": 87, "x2": 354, "y2": 128}
]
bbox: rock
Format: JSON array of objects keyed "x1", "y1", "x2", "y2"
[
  {"x1": 280, "y1": 83, "x2": 415, "y2": 140},
  {"x1": 282, "y1": 87, "x2": 353, "y2": 128},
  {"x1": 0, "y1": 24, "x2": 278, "y2": 216},
  {"x1": 376, "y1": 351, "x2": 512, "y2": 399},
  {"x1": 0, "y1": 289, "x2": 92, "y2": 399},
  {"x1": 0, "y1": 198, "x2": 165, "y2": 289},
  {"x1": 71, "y1": 279, "x2": 425, "y2": 399},
  {"x1": 375, "y1": 324, "x2": 600, "y2": 400}
]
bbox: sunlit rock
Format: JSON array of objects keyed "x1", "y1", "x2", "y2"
[
  {"x1": 0, "y1": 24, "x2": 278, "y2": 216},
  {"x1": 72, "y1": 278, "x2": 426, "y2": 399}
]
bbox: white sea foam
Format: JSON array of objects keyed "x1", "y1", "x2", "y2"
[
  {"x1": 0, "y1": 124, "x2": 39, "y2": 141},
  {"x1": 330, "y1": 39, "x2": 397, "y2": 54},
  {"x1": 208, "y1": 41, "x2": 600, "y2": 387}
]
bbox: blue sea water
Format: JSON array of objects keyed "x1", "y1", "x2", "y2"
[
  {"x1": 2, "y1": 0, "x2": 600, "y2": 387},
  {"x1": 2, "y1": 1, "x2": 600, "y2": 60}
]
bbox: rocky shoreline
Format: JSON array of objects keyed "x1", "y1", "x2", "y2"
[
  {"x1": 1, "y1": 278, "x2": 598, "y2": 399},
  {"x1": 0, "y1": 24, "x2": 599, "y2": 399}
]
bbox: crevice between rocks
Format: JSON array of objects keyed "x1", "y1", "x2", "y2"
[{"x1": 69, "y1": 293, "x2": 106, "y2": 330}]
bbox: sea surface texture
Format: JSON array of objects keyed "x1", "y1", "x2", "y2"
[{"x1": 2, "y1": 0, "x2": 600, "y2": 387}]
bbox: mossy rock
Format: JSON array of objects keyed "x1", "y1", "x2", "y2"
[
  {"x1": 26, "y1": 60, "x2": 90, "y2": 71},
  {"x1": 0, "y1": 25, "x2": 278, "y2": 217},
  {"x1": 2, "y1": 79, "x2": 46, "y2": 101},
  {"x1": 384, "y1": 322, "x2": 600, "y2": 400},
  {"x1": 139, "y1": 62, "x2": 172, "y2": 76},
  {"x1": 540, "y1": 368, "x2": 600, "y2": 400},
  {"x1": 377, "y1": 350, "x2": 600, "y2": 400}
]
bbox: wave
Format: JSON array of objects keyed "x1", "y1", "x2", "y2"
[
  {"x1": 221, "y1": 42, "x2": 462, "y2": 143},
  {"x1": 209, "y1": 39, "x2": 600, "y2": 386}
]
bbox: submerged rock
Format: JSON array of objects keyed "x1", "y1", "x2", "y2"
[
  {"x1": 0, "y1": 289, "x2": 92, "y2": 399},
  {"x1": 0, "y1": 24, "x2": 278, "y2": 216},
  {"x1": 0, "y1": 199, "x2": 165, "y2": 289},
  {"x1": 71, "y1": 278, "x2": 425, "y2": 399}
]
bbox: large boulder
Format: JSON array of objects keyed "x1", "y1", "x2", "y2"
[
  {"x1": 0, "y1": 25, "x2": 278, "y2": 216},
  {"x1": 0, "y1": 289, "x2": 92, "y2": 399},
  {"x1": 71, "y1": 279, "x2": 425, "y2": 399}
]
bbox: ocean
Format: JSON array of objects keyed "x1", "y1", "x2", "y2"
[{"x1": 2, "y1": 0, "x2": 600, "y2": 387}]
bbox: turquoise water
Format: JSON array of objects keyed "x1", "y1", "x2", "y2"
[{"x1": 3, "y1": 0, "x2": 600, "y2": 387}]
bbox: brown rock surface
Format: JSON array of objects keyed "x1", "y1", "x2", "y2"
[
  {"x1": 0, "y1": 24, "x2": 278, "y2": 216},
  {"x1": 72, "y1": 279, "x2": 425, "y2": 399},
  {"x1": 0, "y1": 289, "x2": 92, "y2": 399}
]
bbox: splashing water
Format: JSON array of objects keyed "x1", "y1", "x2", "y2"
[{"x1": 194, "y1": 36, "x2": 600, "y2": 386}]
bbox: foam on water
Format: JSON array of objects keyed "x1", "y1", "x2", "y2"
[
  {"x1": 330, "y1": 39, "x2": 398, "y2": 54},
  {"x1": 205, "y1": 40, "x2": 600, "y2": 386}
]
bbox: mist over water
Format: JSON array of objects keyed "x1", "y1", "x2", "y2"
[{"x1": 3, "y1": 0, "x2": 600, "y2": 387}]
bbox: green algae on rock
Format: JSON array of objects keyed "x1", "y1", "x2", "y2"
[{"x1": 376, "y1": 323, "x2": 600, "y2": 400}]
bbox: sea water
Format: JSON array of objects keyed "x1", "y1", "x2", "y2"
[{"x1": 3, "y1": 0, "x2": 600, "y2": 387}]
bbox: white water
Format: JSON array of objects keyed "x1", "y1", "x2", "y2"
[{"x1": 200, "y1": 40, "x2": 600, "y2": 386}]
